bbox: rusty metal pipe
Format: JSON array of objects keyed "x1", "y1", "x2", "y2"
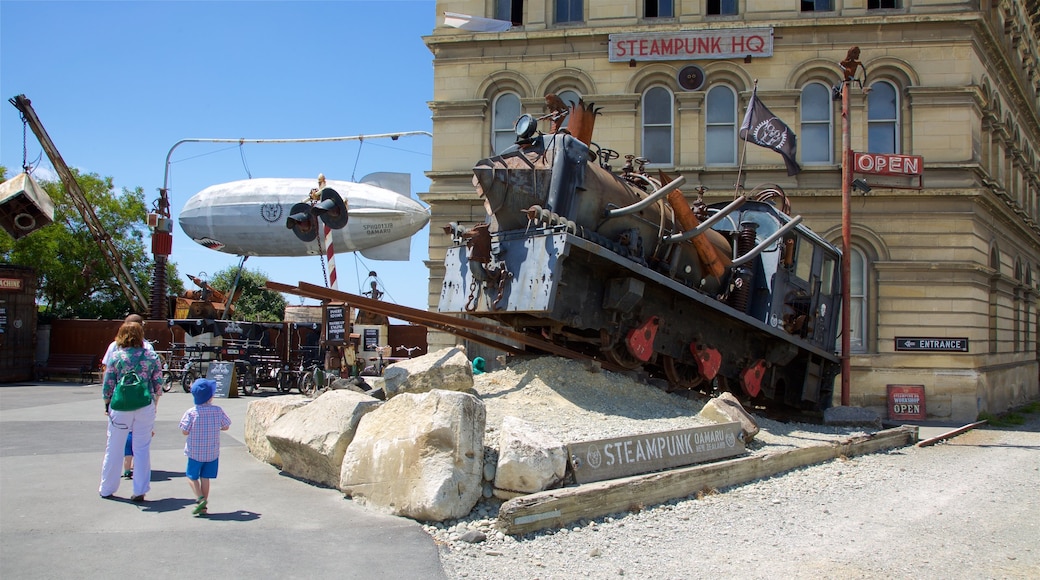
[
  {"x1": 604, "y1": 175, "x2": 685, "y2": 218},
  {"x1": 730, "y1": 215, "x2": 803, "y2": 268},
  {"x1": 664, "y1": 196, "x2": 747, "y2": 244}
]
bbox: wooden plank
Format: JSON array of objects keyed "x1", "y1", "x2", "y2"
[
  {"x1": 568, "y1": 422, "x2": 745, "y2": 484},
  {"x1": 916, "y1": 420, "x2": 986, "y2": 447},
  {"x1": 498, "y1": 425, "x2": 917, "y2": 535}
]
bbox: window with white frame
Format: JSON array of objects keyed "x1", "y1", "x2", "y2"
[
  {"x1": 642, "y1": 86, "x2": 674, "y2": 165},
  {"x1": 706, "y1": 85, "x2": 737, "y2": 165},
  {"x1": 867, "y1": 81, "x2": 900, "y2": 154},
  {"x1": 645, "y1": 0, "x2": 674, "y2": 18},
  {"x1": 492, "y1": 93, "x2": 522, "y2": 155},
  {"x1": 556, "y1": 0, "x2": 583, "y2": 23},
  {"x1": 800, "y1": 82, "x2": 833, "y2": 164}
]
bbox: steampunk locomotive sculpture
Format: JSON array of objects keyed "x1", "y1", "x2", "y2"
[{"x1": 440, "y1": 99, "x2": 841, "y2": 410}]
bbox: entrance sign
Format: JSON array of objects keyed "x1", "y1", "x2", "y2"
[
  {"x1": 609, "y1": 28, "x2": 773, "y2": 62},
  {"x1": 567, "y1": 422, "x2": 745, "y2": 484},
  {"x1": 895, "y1": 337, "x2": 969, "y2": 352},
  {"x1": 888, "y1": 385, "x2": 926, "y2": 420}
]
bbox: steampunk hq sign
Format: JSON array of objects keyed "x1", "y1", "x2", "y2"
[
  {"x1": 567, "y1": 422, "x2": 745, "y2": 484},
  {"x1": 609, "y1": 28, "x2": 773, "y2": 62}
]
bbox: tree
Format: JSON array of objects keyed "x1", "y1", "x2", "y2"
[
  {"x1": 208, "y1": 265, "x2": 286, "y2": 322},
  {"x1": 0, "y1": 166, "x2": 183, "y2": 319}
]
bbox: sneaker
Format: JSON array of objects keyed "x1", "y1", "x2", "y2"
[
  {"x1": 122, "y1": 470, "x2": 133, "y2": 479},
  {"x1": 131, "y1": 495, "x2": 145, "y2": 503},
  {"x1": 194, "y1": 507, "x2": 208, "y2": 517},
  {"x1": 192, "y1": 497, "x2": 208, "y2": 514}
]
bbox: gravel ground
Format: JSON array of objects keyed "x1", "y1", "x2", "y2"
[{"x1": 422, "y1": 357, "x2": 1040, "y2": 579}]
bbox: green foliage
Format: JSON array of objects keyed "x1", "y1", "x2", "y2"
[
  {"x1": 0, "y1": 168, "x2": 180, "y2": 319},
  {"x1": 208, "y1": 265, "x2": 286, "y2": 322},
  {"x1": 978, "y1": 401, "x2": 1039, "y2": 427}
]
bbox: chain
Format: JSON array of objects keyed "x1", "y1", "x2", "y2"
[{"x1": 22, "y1": 116, "x2": 29, "y2": 172}]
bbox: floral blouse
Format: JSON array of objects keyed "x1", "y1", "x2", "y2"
[{"x1": 102, "y1": 347, "x2": 163, "y2": 402}]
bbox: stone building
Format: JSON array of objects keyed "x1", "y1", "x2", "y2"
[{"x1": 421, "y1": 0, "x2": 1040, "y2": 421}]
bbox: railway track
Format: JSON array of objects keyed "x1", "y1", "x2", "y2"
[{"x1": 266, "y1": 281, "x2": 631, "y2": 374}]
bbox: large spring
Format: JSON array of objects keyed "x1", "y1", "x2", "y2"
[{"x1": 727, "y1": 221, "x2": 759, "y2": 313}]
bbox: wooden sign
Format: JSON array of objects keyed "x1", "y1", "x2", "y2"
[
  {"x1": 567, "y1": 422, "x2": 745, "y2": 484},
  {"x1": 888, "y1": 385, "x2": 926, "y2": 421},
  {"x1": 206, "y1": 360, "x2": 237, "y2": 399}
]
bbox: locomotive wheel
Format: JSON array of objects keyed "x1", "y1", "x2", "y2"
[
  {"x1": 604, "y1": 343, "x2": 643, "y2": 370},
  {"x1": 662, "y1": 355, "x2": 704, "y2": 391}
]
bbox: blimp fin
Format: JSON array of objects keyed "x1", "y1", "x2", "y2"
[
  {"x1": 359, "y1": 172, "x2": 411, "y2": 198},
  {"x1": 359, "y1": 236, "x2": 411, "y2": 261}
]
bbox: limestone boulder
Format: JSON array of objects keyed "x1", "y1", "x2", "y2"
[
  {"x1": 696, "y1": 392, "x2": 760, "y2": 442},
  {"x1": 244, "y1": 395, "x2": 311, "y2": 467},
  {"x1": 381, "y1": 347, "x2": 473, "y2": 399},
  {"x1": 494, "y1": 415, "x2": 567, "y2": 494},
  {"x1": 340, "y1": 389, "x2": 485, "y2": 522},
  {"x1": 266, "y1": 390, "x2": 381, "y2": 487}
]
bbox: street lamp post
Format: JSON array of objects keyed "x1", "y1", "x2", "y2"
[{"x1": 838, "y1": 47, "x2": 864, "y2": 407}]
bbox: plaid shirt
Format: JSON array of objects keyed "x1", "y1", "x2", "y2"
[{"x1": 180, "y1": 403, "x2": 231, "y2": 462}]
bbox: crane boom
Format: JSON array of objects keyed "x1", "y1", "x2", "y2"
[{"x1": 9, "y1": 94, "x2": 150, "y2": 314}]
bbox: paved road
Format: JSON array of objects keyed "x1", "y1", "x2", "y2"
[{"x1": 0, "y1": 381, "x2": 446, "y2": 579}]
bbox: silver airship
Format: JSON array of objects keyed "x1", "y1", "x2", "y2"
[{"x1": 178, "y1": 173, "x2": 430, "y2": 260}]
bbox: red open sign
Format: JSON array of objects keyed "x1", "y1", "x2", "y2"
[{"x1": 888, "y1": 385, "x2": 926, "y2": 421}]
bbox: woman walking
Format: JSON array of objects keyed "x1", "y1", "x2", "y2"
[{"x1": 99, "y1": 321, "x2": 163, "y2": 502}]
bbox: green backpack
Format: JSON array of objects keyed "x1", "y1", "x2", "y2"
[{"x1": 110, "y1": 369, "x2": 152, "y2": 411}]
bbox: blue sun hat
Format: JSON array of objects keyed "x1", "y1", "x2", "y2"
[{"x1": 191, "y1": 378, "x2": 216, "y2": 405}]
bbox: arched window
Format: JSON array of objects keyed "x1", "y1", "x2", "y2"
[
  {"x1": 867, "y1": 81, "x2": 900, "y2": 153},
  {"x1": 555, "y1": 89, "x2": 581, "y2": 130},
  {"x1": 800, "y1": 82, "x2": 833, "y2": 164},
  {"x1": 492, "y1": 93, "x2": 522, "y2": 155},
  {"x1": 642, "y1": 86, "x2": 674, "y2": 165},
  {"x1": 706, "y1": 85, "x2": 737, "y2": 165},
  {"x1": 849, "y1": 247, "x2": 867, "y2": 353}
]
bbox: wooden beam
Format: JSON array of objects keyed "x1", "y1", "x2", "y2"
[{"x1": 498, "y1": 425, "x2": 918, "y2": 535}]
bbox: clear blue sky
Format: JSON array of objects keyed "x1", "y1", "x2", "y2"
[{"x1": 1, "y1": 0, "x2": 437, "y2": 313}]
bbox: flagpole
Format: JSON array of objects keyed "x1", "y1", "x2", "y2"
[{"x1": 734, "y1": 80, "x2": 757, "y2": 198}]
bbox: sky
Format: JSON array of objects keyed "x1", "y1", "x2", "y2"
[{"x1": 1, "y1": 0, "x2": 439, "y2": 314}]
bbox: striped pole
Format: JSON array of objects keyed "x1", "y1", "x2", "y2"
[{"x1": 324, "y1": 224, "x2": 338, "y2": 290}]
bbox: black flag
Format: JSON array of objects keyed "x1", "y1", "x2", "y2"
[{"x1": 739, "y1": 86, "x2": 801, "y2": 176}]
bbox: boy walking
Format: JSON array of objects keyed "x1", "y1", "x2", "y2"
[{"x1": 180, "y1": 379, "x2": 231, "y2": 516}]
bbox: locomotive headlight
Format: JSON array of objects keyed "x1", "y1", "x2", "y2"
[{"x1": 515, "y1": 114, "x2": 538, "y2": 140}]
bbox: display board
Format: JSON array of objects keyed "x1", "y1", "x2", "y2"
[{"x1": 206, "y1": 360, "x2": 237, "y2": 398}]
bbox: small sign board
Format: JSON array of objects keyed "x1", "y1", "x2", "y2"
[
  {"x1": 895, "y1": 337, "x2": 969, "y2": 352},
  {"x1": 326, "y1": 304, "x2": 347, "y2": 345},
  {"x1": 888, "y1": 385, "x2": 926, "y2": 421},
  {"x1": 206, "y1": 360, "x2": 237, "y2": 399},
  {"x1": 567, "y1": 422, "x2": 745, "y2": 484}
]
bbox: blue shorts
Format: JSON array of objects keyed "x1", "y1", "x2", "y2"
[
  {"x1": 124, "y1": 432, "x2": 133, "y2": 457},
  {"x1": 185, "y1": 457, "x2": 219, "y2": 480}
]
